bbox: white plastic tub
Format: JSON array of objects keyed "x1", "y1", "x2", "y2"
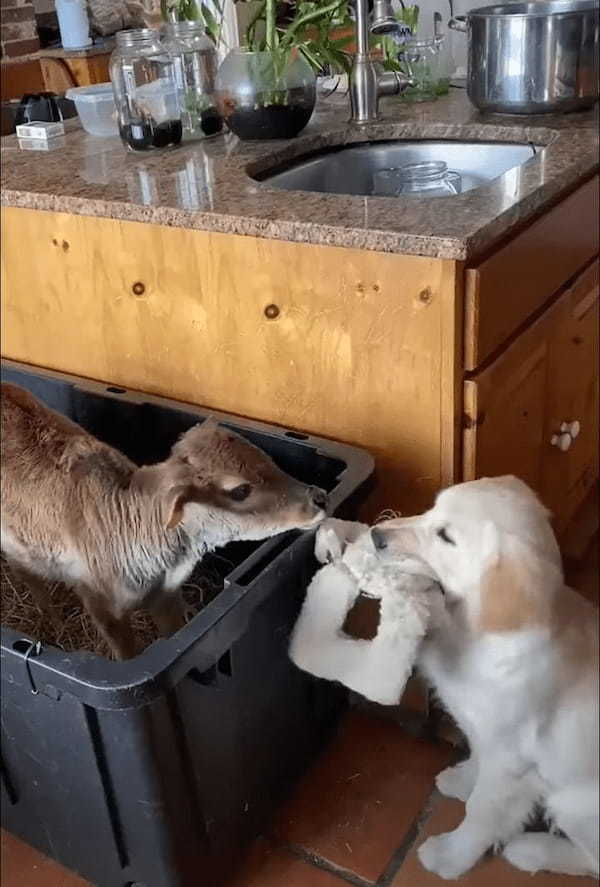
[{"x1": 65, "y1": 83, "x2": 118, "y2": 137}]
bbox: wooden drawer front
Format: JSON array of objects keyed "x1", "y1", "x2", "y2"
[
  {"x1": 464, "y1": 259, "x2": 599, "y2": 532},
  {"x1": 465, "y1": 177, "x2": 599, "y2": 370}
]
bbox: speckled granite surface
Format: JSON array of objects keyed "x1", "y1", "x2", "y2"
[{"x1": 1, "y1": 89, "x2": 598, "y2": 260}]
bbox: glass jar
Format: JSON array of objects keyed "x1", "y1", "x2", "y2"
[
  {"x1": 399, "y1": 38, "x2": 440, "y2": 103},
  {"x1": 216, "y1": 49, "x2": 316, "y2": 141},
  {"x1": 434, "y1": 34, "x2": 451, "y2": 95},
  {"x1": 162, "y1": 21, "x2": 223, "y2": 140},
  {"x1": 373, "y1": 162, "x2": 462, "y2": 198},
  {"x1": 110, "y1": 28, "x2": 182, "y2": 151}
]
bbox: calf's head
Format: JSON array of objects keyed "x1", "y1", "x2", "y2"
[{"x1": 134, "y1": 420, "x2": 328, "y2": 542}]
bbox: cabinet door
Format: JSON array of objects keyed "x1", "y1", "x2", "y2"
[
  {"x1": 541, "y1": 261, "x2": 599, "y2": 527},
  {"x1": 464, "y1": 259, "x2": 599, "y2": 532}
]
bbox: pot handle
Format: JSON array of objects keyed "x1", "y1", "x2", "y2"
[{"x1": 448, "y1": 15, "x2": 467, "y2": 31}]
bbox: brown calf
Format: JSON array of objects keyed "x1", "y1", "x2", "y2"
[{"x1": 1, "y1": 383, "x2": 327, "y2": 658}]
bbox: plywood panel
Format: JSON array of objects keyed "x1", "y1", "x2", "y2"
[{"x1": 1, "y1": 207, "x2": 461, "y2": 518}]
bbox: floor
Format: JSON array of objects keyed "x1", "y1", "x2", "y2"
[{"x1": 2, "y1": 541, "x2": 598, "y2": 887}]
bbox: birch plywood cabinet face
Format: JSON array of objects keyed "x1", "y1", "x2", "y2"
[
  {"x1": 464, "y1": 259, "x2": 599, "y2": 532},
  {"x1": 0, "y1": 207, "x2": 461, "y2": 519}
]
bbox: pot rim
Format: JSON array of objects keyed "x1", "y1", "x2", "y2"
[{"x1": 465, "y1": 0, "x2": 598, "y2": 18}]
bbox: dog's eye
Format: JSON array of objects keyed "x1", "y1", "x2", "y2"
[
  {"x1": 226, "y1": 483, "x2": 252, "y2": 502},
  {"x1": 436, "y1": 527, "x2": 455, "y2": 545}
]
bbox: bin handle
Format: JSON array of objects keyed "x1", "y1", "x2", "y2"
[{"x1": 22, "y1": 640, "x2": 43, "y2": 694}]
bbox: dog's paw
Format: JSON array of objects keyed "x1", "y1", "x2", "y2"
[
  {"x1": 503, "y1": 835, "x2": 548, "y2": 874},
  {"x1": 503, "y1": 833, "x2": 594, "y2": 877},
  {"x1": 417, "y1": 832, "x2": 479, "y2": 880},
  {"x1": 435, "y1": 760, "x2": 476, "y2": 802}
]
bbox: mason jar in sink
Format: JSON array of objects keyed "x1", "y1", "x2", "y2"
[{"x1": 373, "y1": 161, "x2": 463, "y2": 197}]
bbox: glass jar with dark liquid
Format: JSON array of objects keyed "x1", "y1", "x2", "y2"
[{"x1": 110, "y1": 29, "x2": 182, "y2": 151}]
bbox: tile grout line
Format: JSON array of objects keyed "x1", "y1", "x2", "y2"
[
  {"x1": 374, "y1": 787, "x2": 440, "y2": 887},
  {"x1": 283, "y1": 841, "x2": 376, "y2": 887}
]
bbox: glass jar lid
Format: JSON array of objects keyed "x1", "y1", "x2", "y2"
[
  {"x1": 395, "y1": 160, "x2": 449, "y2": 182},
  {"x1": 116, "y1": 28, "x2": 161, "y2": 50}
]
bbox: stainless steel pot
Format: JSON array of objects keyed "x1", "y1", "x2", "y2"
[{"x1": 450, "y1": 0, "x2": 600, "y2": 114}]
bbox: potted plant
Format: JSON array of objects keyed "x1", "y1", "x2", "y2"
[{"x1": 215, "y1": 0, "x2": 353, "y2": 140}]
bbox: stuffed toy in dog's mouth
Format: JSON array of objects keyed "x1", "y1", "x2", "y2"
[{"x1": 289, "y1": 519, "x2": 445, "y2": 706}]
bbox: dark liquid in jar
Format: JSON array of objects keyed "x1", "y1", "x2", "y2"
[{"x1": 119, "y1": 119, "x2": 182, "y2": 151}]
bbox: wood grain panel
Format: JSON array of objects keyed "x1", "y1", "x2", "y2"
[
  {"x1": 464, "y1": 258, "x2": 599, "y2": 532},
  {"x1": 1, "y1": 207, "x2": 461, "y2": 519},
  {"x1": 464, "y1": 177, "x2": 599, "y2": 370}
]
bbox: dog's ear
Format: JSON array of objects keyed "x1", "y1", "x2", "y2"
[{"x1": 476, "y1": 522, "x2": 561, "y2": 633}]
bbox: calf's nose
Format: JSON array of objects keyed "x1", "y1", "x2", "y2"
[{"x1": 371, "y1": 527, "x2": 388, "y2": 550}]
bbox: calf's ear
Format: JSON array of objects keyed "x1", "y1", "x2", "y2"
[{"x1": 131, "y1": 466, "x2": 212, "y2": 529}]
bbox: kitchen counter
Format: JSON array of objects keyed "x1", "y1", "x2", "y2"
[{"x1": 1, "y1": 89, "x2": 598, "y2": 260}]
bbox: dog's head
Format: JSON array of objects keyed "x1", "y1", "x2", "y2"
[{"x1": 371, "y1": 476, "x2": 563, "y2": 632}]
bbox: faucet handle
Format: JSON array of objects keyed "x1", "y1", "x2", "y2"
[{"x1": 378, "y1": 70, "x2": 415, "y2": 97}]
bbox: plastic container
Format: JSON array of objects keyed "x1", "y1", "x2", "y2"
[
  {"x1": 65, "y1": 83, "x2": 118, "y2": 136},
  {"x1": 0, "y1": 359, "x2": 374, "y2": 887}
]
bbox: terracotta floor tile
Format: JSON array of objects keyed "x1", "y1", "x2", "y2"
[
  {"x1": 391, "y1": 796, "x2": 599, "y2": 887},
  {"x1": 1, "y1": 831, "x2": 90, "y2": 887},
  {"x1": 230, "y1": 838, "x2": 349, "y2": 887},
  {"x1": 272, "y1": 710, "x2": 451, "y2": 882}
]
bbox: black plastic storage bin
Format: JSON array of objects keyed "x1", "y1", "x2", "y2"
[{"x1": 0, "y1": 360, "x2": 374, "y2": 887}]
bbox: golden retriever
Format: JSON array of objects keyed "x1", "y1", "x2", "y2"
[{"x1": 371, "y1": 476, "x2": 599, "y2": 880}]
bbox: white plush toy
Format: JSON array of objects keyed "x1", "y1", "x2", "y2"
[{"x1": 289, "y1": 519, "x2": 444, "y2": 706}]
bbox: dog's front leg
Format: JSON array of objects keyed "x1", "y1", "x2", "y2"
[{"x1": 418, "y1": 759, "x2": 539, "y2": 880}]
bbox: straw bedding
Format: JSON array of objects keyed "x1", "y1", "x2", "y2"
[{"x1": 0, "y1": 554, "x2": 229, "y2": 659}]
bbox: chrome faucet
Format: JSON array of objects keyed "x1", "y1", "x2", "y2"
[{"x1": 349, "y1": 0, "x2": 413, "y2": 123}]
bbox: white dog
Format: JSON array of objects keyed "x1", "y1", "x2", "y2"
[{"x1": 371, "y1": 476, "x2": 599, "y2": 880}]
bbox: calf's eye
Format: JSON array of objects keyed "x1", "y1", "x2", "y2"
[
  {"x1": 436, "y1": 527, "x2": 455, "y2": 545},
  {"x1": 227, "y1": 483, "x2": 252, "y2": 502}
]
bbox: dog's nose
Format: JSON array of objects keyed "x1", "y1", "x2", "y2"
[
  {"x1": 310, "y1": 487, "x2": 328, "y2": 510},
  {"x1": 371, "y1": 528, "x2": 388, "y2": 551}
]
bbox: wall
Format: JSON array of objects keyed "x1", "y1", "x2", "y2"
[
  {"x1": 390, "y1": 0, "x2": 478, "y2": 76},
  {"x1": 0, "y1": 0, "x2": 40, "y2": 58}
]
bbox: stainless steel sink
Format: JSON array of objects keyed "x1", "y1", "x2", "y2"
[{"x1": 255, "y1": 140, "x2": 541, "y2": 198}]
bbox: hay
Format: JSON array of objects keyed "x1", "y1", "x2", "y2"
[
  {"x1": 1, "y1": 555, "x2": 229, "y2": 659},
  {"x1": 374, "y1": 509, "x2": 403, "y2": 523}
]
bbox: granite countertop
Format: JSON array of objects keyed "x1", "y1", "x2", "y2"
[{"x1": 1, "y1": 89, "x2": 598, "y2": 260}]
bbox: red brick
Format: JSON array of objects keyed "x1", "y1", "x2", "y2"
[
  {"x1": 271, "y1": 711, "x2": 451, "y2": 882},
  {"x1": 1, "y1": 37, "x2": 39, "y2": 56}
]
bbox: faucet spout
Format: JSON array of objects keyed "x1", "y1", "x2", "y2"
[{"x1": 349, "y1": 0, "x2": 412, "y2": 123}]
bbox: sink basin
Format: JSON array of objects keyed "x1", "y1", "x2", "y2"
[{"x1": 255, "y1": 140, "x2": 541, "y2": 198}]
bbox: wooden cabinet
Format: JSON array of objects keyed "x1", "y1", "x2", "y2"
[
  {"x1": 1, "y1": 179, "x2": 598, "y2": 535},
  {"x1": 464, "y1": 259, "x2": 599, "y2": 532},
  {"x1": 0, "y1": 207, "x2": 461, "y2": 521},
  {"x1": 464, "y1": 178, "x2": 599, "y2": 369}
]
